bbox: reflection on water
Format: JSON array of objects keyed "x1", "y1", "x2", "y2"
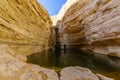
[{"x1": 27, "y1": 50, "x2": 120, "y2": 72}]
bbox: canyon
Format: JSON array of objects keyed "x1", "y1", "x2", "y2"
[{"x1": 0, "y1": 0, "x2": 120, "y2": 80}]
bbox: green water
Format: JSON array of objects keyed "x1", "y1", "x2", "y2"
[{"x1": 27, "y1": 50, "x2": 120, "y2": 79}]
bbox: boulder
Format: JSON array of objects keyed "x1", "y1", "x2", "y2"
[{"x1": 60, "y1": 66, "x2": 99, "y2": 80}]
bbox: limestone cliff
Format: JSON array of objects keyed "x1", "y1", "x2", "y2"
[
  {"x1": 0, "y1": 0, "x2": 53, "y2": 60},
  {"x1": 56, "y1": 0, "x2": 120, "y2": 58}
]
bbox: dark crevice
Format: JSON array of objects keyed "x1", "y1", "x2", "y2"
[{"x1": 15, "y1": 0, "x2": 21, "y2": 4}]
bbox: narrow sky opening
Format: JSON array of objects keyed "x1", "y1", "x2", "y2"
[{"x1": 38, "y1": 0, "x2": 66, "y2": 16}]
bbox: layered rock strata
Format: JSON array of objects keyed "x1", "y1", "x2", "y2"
[
  {"x1": 0, "y1": 0, "x2": 58, "y2": 79},
  {"x1": 0, "y1": 0, "x2": 53, "y2": 60},
  {"x1": 54, "y1": 0, "x2": 120, "y2": 58}
]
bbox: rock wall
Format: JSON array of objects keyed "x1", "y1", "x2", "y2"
[
  {"x1": 0, "y1": 0, "x2": 58, "y2": 79},
  {"x1": 56, "y1": 0, "x2": 120, "y2": 58},
  {"x1": 0, "y1": 0, "x2": 53, "y2": 60}
]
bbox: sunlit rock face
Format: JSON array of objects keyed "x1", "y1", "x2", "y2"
[
  {"x1": 0, "y1": 0, "x2": 53, "y2": 60},
  {"x1": 0, "y1": 0, "x2": 58, "y2": 79},
  {"x1": 57, "y1": 0, "x2": 120, "y2": 58},
  {"x1": 51, "y1": 0, "x2": 79, "y2": 26},
  {"x1": 0, "y1": 48, "x2": 59, "y2": 80}
]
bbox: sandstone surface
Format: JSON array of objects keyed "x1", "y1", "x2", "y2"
[
  {"x1": 0, "y1": 48, "x2": 59, "y2": 80},
  {"x1": 0, "y1": 0, "x2": 53, "y2": 60},
  {"x1": 60, "y1": 66, "x2": 113, "y2": 80},
  {"x1": 55, "y1": 0, "x2": 120, "y2": 58},
  {"x1": 0, "y1": 0, "x2": 119, "y2": 80}
]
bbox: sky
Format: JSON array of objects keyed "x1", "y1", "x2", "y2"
[{"x1": 38, "y1": 0, "x2": 66, "y2": 16}]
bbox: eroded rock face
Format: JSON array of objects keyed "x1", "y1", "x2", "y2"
[
  {"x1": 56, "y1": 0, "x2": 120, "y2": 58},
  {"x1": 0, "y1": 0, "x2": 53, "y2": 59}
]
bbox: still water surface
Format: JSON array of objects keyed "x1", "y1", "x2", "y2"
[{"x1": 27, "y1": 50, "x2": 120, "y2": 72}]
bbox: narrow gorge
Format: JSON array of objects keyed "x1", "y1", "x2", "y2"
[{"x1": 0, "y1": 0, "x2": 120, "y2": 80}]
